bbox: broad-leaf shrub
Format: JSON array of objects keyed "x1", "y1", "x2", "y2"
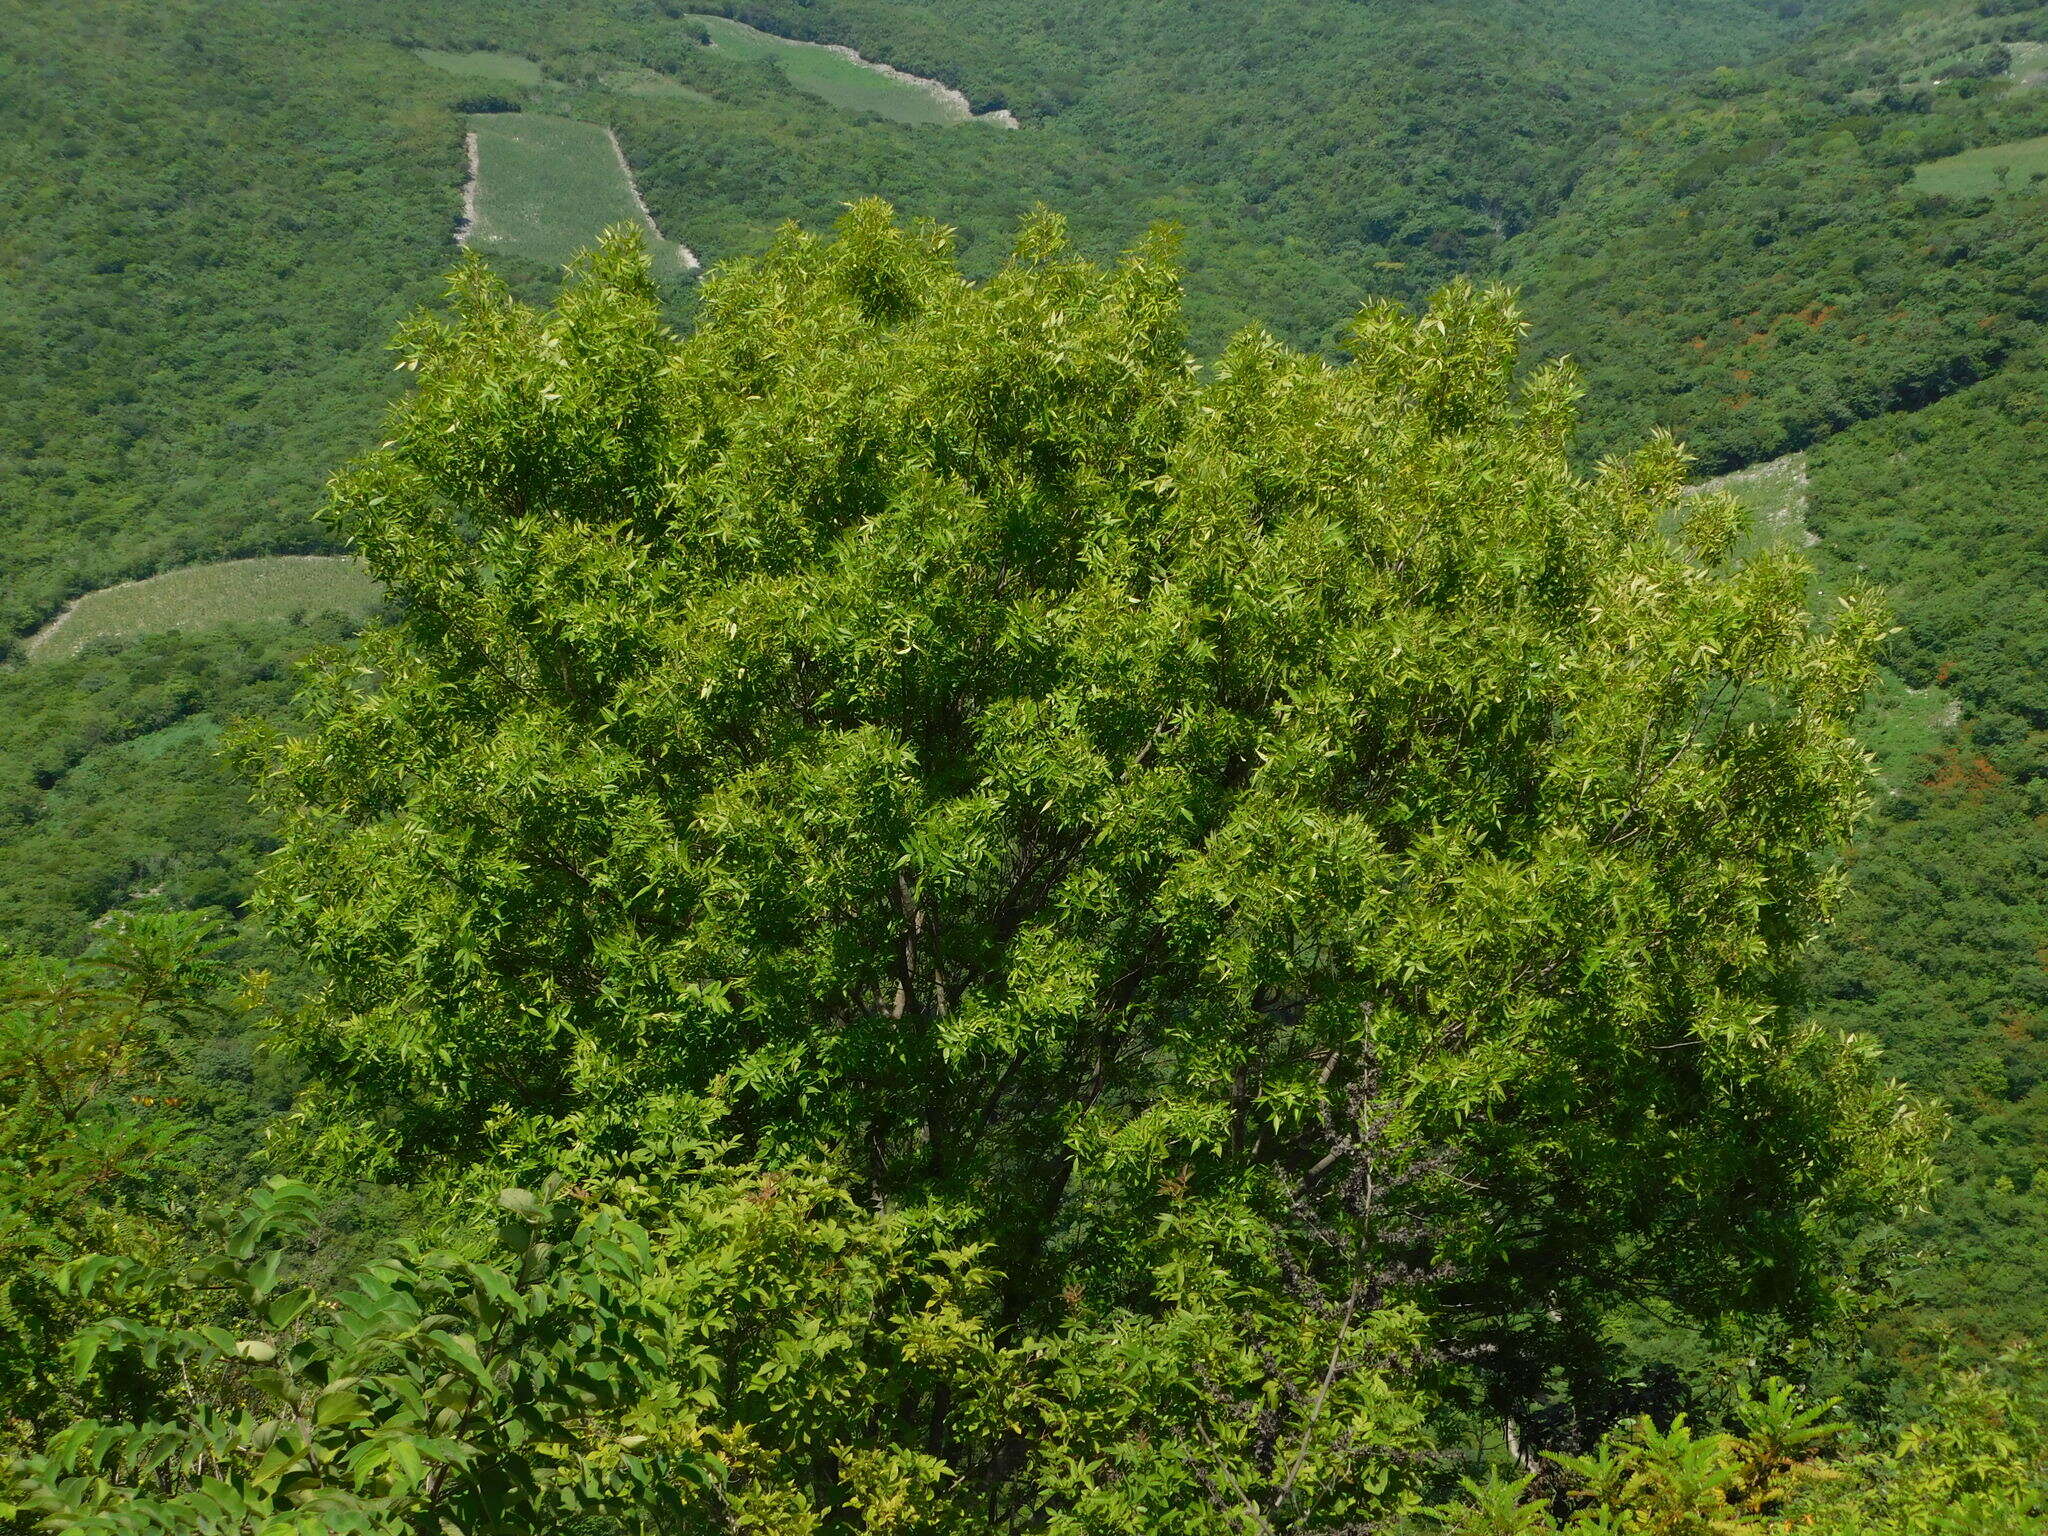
[
  {"x1": 0, "y1": 912, "x2": 229, "y2": 1456},
  {"x1": 1432, "y1": 1360, "x2": 2047, "y2": 1535},
  {"x1": 18, "y1": 1178, "x2": 702, "y2": 1534}
]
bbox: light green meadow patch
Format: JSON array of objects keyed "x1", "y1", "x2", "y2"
[
  {"x1": 1912, "y1": 133, "x2": 2048, "y2": 196},
  {"x1": 26, "y1": 557, "x2": 383, "y2": 662},
  {"x1": 413, "y1": 48, "x2": 544, "y2": 87},
  {"x1": 466, "y1": 112, "x2": 693, "y2": 279},
  {"x1": 691, "y1": 14, "x2": 976, "y2": 125},
  {"x1": 2009, "y1": 42, "x2": 2048, "y2": 86},
  {"x1": 605, "y1": 67, "x2": 717, "y2": 102},
  {"x1": 1692, "y1": 450, "x2": 1811, "y2": 560},
  {"x1": 121, "y1": 715, "x2": 225, "y2": 763}
]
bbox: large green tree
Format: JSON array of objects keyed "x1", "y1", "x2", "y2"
[{"x1": 241, "y1": 208, "x2": 1925, "y2": 1516}]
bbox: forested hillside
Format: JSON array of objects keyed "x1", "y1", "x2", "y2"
[
  {"x1": 703, "y1": 0, "x2": 1840, "y2": 293},
  {"x1": 1804, "y1": 357, "x2": 2048, "y2": 1353},
  {"x1": 7, "y1": 0, "x2": 2048, "y2": 1526},
  {"x1": 1504, "y1": 0, "x2": 2048, "y2": 466},
  {"x1": 2, "y1": 0, "x2": 1846, "y2": 651},
  {"x1": 1483, "y1": 0, "x2": 2048, "y2": 1362},
  {"x1": 0, "y1": 0, "x2": 1834, "y2": 964},
  {"x1": 0, "y1": 0, "x2": 457, "y2": 636}
]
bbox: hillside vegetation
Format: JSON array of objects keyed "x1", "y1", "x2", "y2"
[
  {"x1": 1800, "y1": 347, "x2": 2048, "y2": 1352},
  {"x1": 12, "y1": 215, "x2": 1999, "y2": 1536},
  {"x1": 1503, "y1": 0, "x2": 2048, "y2": 467},
  {"x1": 0, "y1": 0, "x2": 455, "y2": 639},
  {"x1": 0, "y1": 617, "x2": 364, "y2": 954},
  {"x1": 1491, "y1": 0, "x2": 2048, "y2": 1366},
  {"x1": 9, "y1": 0, "x2": 2048, "y2": 1525},
  {"x1": 712, "y1": 0, "x2": 1843, "y2": 288},
  {"x1": 0, "y1": 0, "x2": 1835, "y2": 649}
]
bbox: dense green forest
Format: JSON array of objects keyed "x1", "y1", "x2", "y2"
[
  {"x1": 7, "y1": 0, "x2": 2048, "y2": 1525},
  {"x1": 0, "y1": 1, "x2": 454, "y2": 637},
  {"x1": 0, "y1": 0, "x2": 1840, "y2": 646},
  {"x1": 685, "y1": 0, "x2": 1837, "y2": 293},
  {"x1": 1503, "y1": 0, "x2": 2048, "y2": 466},
  {"x1": 1803, "y1": 356, "x2": 2048, "y2": 1354}
]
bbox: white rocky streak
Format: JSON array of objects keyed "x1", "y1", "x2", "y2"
[
  {"x1": 454, "y1": 130, "x2": 480, "y2": 245},
  {"x1": 605, "y1": 126, "x2": 701, "y2": 271}
]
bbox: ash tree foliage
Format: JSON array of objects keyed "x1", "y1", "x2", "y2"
[
  {"x1": 0, "y1": 912, "x2": 230, "y2": 1458},
  {"x1": 1436, "y1": 1360, "x2": 2048, "y2": 1535},
  {"x1": 108, "y1": 205, "x2": 1927, "y2": 1530}
]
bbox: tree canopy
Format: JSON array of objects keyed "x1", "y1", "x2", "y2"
[
  {"x1": 190, "y1": 210, "x2": 1932, "y2": 1527},
  {"x1": 13, "y1": 0, "x2": 2048, "y2": 1522}
]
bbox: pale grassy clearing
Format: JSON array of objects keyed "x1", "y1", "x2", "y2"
[
  {"x1": 1693, "y1": 449, "x2": 1813, "y2": 559},
  {"x1": 1689, "y1": 449, "x2": 1952, "y2": 783},
  {"x1": 1912, "y1": 133, "x2": 2048, "y2": 196},
  {"x1": 25, "y1": 557, "x2": 382, "y2": 662},
  {"x1": 464, "y1": 112, "x2": 695, "y2": 277},
  {"x1": 605, "y1": 67, "x2": 717, "y2": 102},
  {"x1": 2009, "y1": 41, "x2": 2048, "y2": 85},
  {"x1": 691, "y1": 15, "x2": 1013, "y2": 126},
  {"x1": 412, "y1": 48, "x2": 544, "y2": 87}
]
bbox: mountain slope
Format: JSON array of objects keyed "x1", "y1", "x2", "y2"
[
  {"x1": 1504, "y1": 0, "x2": 2048, "y2": 466},
  {"x1": 0, "y1": 0, "x2": 466, "y2": 636},
  {"x1": 711, "y1": 0, "x2": 1852, "y2": 296}
]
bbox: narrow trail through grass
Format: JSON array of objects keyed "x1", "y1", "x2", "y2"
[{"x1": 456, "y1": 130, "x2": 480, "y2": 243}]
